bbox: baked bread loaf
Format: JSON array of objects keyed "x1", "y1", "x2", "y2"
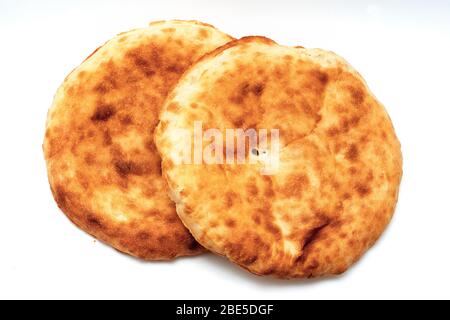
[
  {"x1": 44, "y1": 20, "x2": 233, "y2": 260},
  {"x1": 156, "y1": 37, "x2": 402, "y2": 277}
]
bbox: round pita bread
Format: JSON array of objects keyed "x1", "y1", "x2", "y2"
[
  {"x1": 43, "y1": 20, "x2": 233, "y2": 260},
  {"x1": 156, "y1": 37, "x2": 402, "y2": 277}
]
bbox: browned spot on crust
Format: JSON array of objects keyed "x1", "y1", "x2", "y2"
[
  {"x1": 252, "y1": 83, "x2": 265, "y2": 96},
  {"x1": 339, "y1": 232, "x2": 348, "y2": 239},
  {"x1": 127, "y1": 47, "x2": 163, "y2": 77},
  {"x1": 87, "y1": 130, "x2": 95, "y2": 138},
  {"x1": 94, "y1": 74, "x2": 118, "y2": 94},
  {"x1": 341, "y1": 116, "x2": 360, "y2": 132},
  {"x1": 246, "y1": 183, "x2": 258, "y2": 197},
  {"x1": 103, "y1": 130, "x2": 112, "y2": 146},
  {"x1": 273, "y1": 66, "x2": 284, "y2": 79},
  {"x1": 229, "y1": 82, "x2": 265, "y2": 104},
  {"x1": 163, "y1": 215, "x2": 177, "y2": 224},
  {"x1": 229, "y1": 82, "x2": 249, "y2": 104},
  {"x1": 209, "y1": 220, "x2": 219, "y2": 228},
  {"x1": 226, "y1": 219, "x2": 236, "y2": 228},
  {"x1": 225, "y1": 191, "x2": 238, "y2": 208},
  {"x1": 264, "y1": 185, "x2": 275, "y2": 198},
  {"x1": 84, "y1": 153, "x2": 96, "y2": 165},
  {"x1": 232, "y1": 118, "x2": 245, "y2": 128},
  {"x1": 327, "y1": 127, "x2": 339, "y2": 137},
  {"x1": 120, "y1": 115, "x2": 133, "y2": 125},
  {"x1": 252, "y1": 213, "x2": 261, "y2": 225},
  {"x1": 86, "y1": 215, "x2": 103, "y2": 229},
  {"x1": 345, "y1": 144, "x2": 359, "y2": 161},
  {"x1": 349, "y1": 86, "x2": 365, "y2": 105},
  {"x1": 311, "y1": 70, "x2": 329, "y2": 85},
  {"x1": 264, "y1": 221, "x2": 282, "y2": 240},
  {"x1": 91, "y1": 105, "x2": 116, "y2": 122},
  {"x1": 166, "y1": 64, "x2": 184, "y2": 74},
  {"x1": 114, "y1": 160, "x2": 145, "y2": 177},
  {"x1": 356, "y1": 184, "x2": 371, "y2": 197}
]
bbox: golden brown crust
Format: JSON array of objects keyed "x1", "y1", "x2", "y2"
[
  {"x1": 156, "y1": 37, "x2": 403, "y2": 275},
  {"x1": 43, "y1": 20, "x2": 233, "y2": 260}
]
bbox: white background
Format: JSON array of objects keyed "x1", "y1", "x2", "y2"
[{"x1": 0, "y1": 0, "x2": 449, "y2": 300}]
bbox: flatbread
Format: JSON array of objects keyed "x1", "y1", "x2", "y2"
[
  {"x1": 155, "y1": 37, "x2": 402, "y2": 277},
  {"x1": 43, "y1": 20, "x2": 233, "y2": 260}
]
